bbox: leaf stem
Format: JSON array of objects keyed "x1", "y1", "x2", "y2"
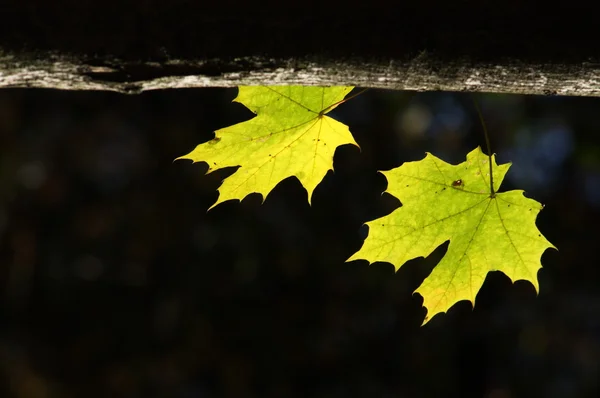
[
  {"x1": 472, "y1": 96, "x2": 495, "y2": 196},
  {"x1": 321, "y1": 87, "x2": 370, "y2": 115}
]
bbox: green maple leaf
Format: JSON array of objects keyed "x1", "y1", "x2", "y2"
[
  {"x1": 348, "y1": 147, "x2": 556, "y2": 324},
  {"x1": 177, "y1": 86, "x2": 358, "y2": 207}
]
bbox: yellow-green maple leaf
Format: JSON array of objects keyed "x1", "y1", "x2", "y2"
[
  {"x1": 348, "y1": 147, "x2": 556, "y2": 324},
  {"x1": 177, "y1": 86, "x2": 358, "y2": 207}
]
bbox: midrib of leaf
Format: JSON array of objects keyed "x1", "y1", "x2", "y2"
[
  {"x1": 493, "y1": 197, "x2": 537, "y2": 281},
  {"x1": 224, "y1": 88, "x2": 337, "y2": 194},
  {"x1": 264, "y1": 86, "x2": 320, "y2": 115},
  {"x1": 374, "y1": 195, "x2": 490, "y2": 261},
  {"x1": 227, "y1": 118, "x2": 321, "y2": 191}
]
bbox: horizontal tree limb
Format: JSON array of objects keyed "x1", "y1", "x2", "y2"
[
  {"x1": 2, "y1": 2, "x2": 599, "y2": 96},
  {"x1": 1, "y1": 51, "x2": 599, "y2": 96}
]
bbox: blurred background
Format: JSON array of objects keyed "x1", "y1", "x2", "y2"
[{"x1": 0, "y1": 87, "x2": 597, "y2": 398}]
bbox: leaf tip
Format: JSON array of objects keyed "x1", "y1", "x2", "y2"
[
  {"x1": 173, "y1": 155, "x2": 186, "y2": 163},
  {"x1": 207, "y1": 193, "x2": 244, "y2": 211},
  {"x1": 420, "y1": 309, "x2": 445, "y2": 327},
  {"x1": 206, "y1": 198, "x2": 223, "y2": 212},
  {"x1": 345, "y1": 253, "x2": 362, "y2": 263},
  {"x1": 173, "y1": 154, "x2": 202, "y2": 167}
]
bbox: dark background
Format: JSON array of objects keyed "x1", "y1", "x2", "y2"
[{"x1": 0, "y1": 87, "x2": 598, "y2": 397}]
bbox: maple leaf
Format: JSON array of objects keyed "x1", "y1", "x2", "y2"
[
  {"x1": 348, "y1": 147, "x2": 556, "y2": 324},
  {"x1": 177, "y1": 86, "x2": 358, "y2": 208}
]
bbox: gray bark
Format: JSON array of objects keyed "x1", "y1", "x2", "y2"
[
  {"x1": 2, "y1": 50, "x2": 599, "y2": 96},
  {"x1": 2, "y1": 2, "x2": 599, "y2": 96}
]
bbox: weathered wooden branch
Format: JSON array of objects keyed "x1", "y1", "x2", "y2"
[
  {"x1": 1, "y1": 1, "x2": 598, "y2": 96},
  {"x1": 1, "y1": 51, "x2": 599, "y2": 96}
]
